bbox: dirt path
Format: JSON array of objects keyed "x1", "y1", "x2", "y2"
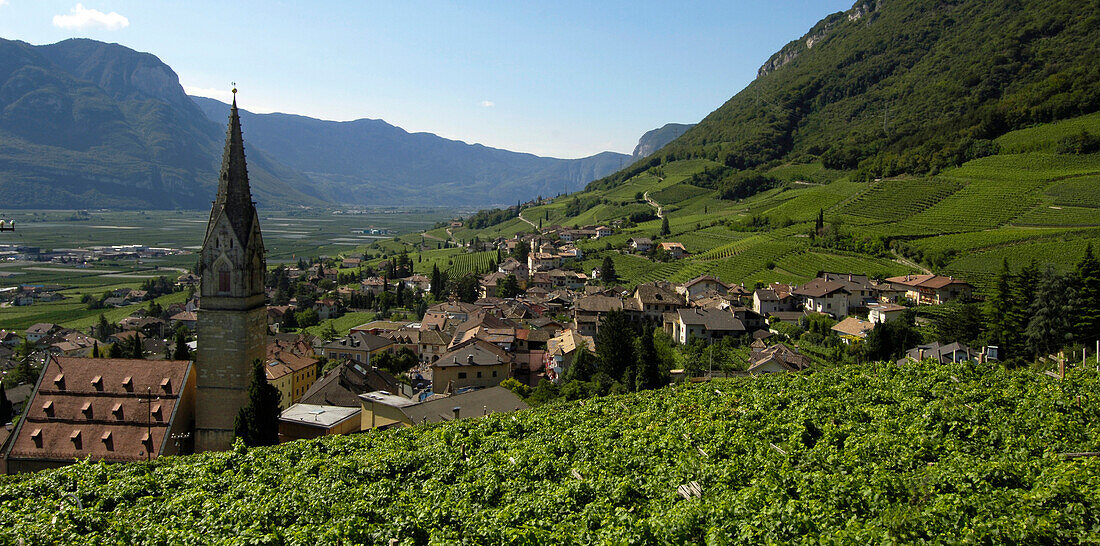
[
  {"x1": 891, "y1": 251, "x2": 931, "y2": 275},
  {"x1": 643, "y1": 191, "x2": 664, "y2": 219},
  {"x1": 517, "y1": 213, "x2": 539, "y2": 231}
]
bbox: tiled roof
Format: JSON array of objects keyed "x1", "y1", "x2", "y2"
[{"x1": 5, "y1": 357, "x2": 192, "y2": 463}]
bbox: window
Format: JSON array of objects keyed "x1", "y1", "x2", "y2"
[
  {"x1": 492, "y1": 371, "x2": 498, "y2": 377},
  {"x1": 219, "y1": 270, "x2": 230, "y2": 293},
  {"x1": 458, "y1": 372, "x2": 467, "y2": 379},
  {"x1": 477, "y1": 371, "x2": 482, "y2": 378}
]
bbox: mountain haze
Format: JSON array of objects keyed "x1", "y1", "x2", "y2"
[
  {"x1": 0, "y1": 38, "x2": 326, "y2": 209},
  {"x1": 191, "y1": 97, "x2": 630, "y2": 206},
  {"x1": 631, "y1": 123, "x2": 694, "y2": 159},
  {"x1": 0, "y1": 38, "x2": 637, "y2": 209}
]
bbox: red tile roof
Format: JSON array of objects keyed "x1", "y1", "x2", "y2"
[{"x1": 5, "y1": 357, "x2": 193, "y2": 464}]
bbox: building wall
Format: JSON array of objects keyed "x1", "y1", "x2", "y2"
[
  {"x1": 359, "y1": 402, "x2": 410, "y2": 430},
  {"x1": 431, "y1": 363, "x2": 510, "y2": 394},
  {"x1": 195, "y1": 306, "x2": 266, "y2": 452},
  {"x1": 279, "y1": 413, "x2": 360, "y2": 442}
]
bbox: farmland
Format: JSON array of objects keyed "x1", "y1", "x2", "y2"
[{"x1": 0, "y1": 208, "x2": 451, "y2": 331}]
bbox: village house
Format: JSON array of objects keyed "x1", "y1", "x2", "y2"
[
  {"x1": 830, "y1": 316, "x2": 876, "y2": 344},
  {"x1": 543, "y1": 329, "x2": 595, "y2": 382},
  {"x1": 320, "y1": 332, "x2": 395, "y2": 365},
  {"x1": 630, "y1": 237, "x2": 653, "y2": 253},
  {"x1": 885, "y1": 274, "x2": 974, "y2": 306},
  {"x1": 265, "y1": 348, "x2": 321, "y2": 410},
  {"x1": 659, "y1": 242, "x2": 687, "y2": 259},
  {"x1": 300, "y1": 360, "x2": 409, "y2": 408},
  {"x1": 677, "y1": 275, "x2": 729, "y2": 301},
  {"x1": 572, "y1": 294, "x2": 626, "y2": 337},
  {"x1": 631, "y1": 282, "x2": 687, "y2": 324},
  {"x1": 430, "y1": 339, "x2": 513, "y2": 394},
  {"x1": 867, "y1": 302, "x2": 907, "y2": 323},
  {"x1": 2, "y1": 357, "x2": 196, "y2": 474},
  {"x1": 24, "y1": 323, "x2": 61, "y2": 344},
  {"x1": 278, "y1": 403, "x2": 361, "y2": 442},
  {"x1": 665, "y1": 308, "x2": 748, "y2": 345},
  {"x1": 897, "y1": 341, "x2": 997, "y2": 365},
  {"x1": 747, "y1": 343, "x2": 812, "y2": 374},
  {"x1": 595, "y1": 226, "x2": 613, "y2": 238},
  {"x1": 752, "y1": 285, "x2": 798, "y2": 316},
  {"x1": 792, "y1": 278, "x2": 852, "y2": 318}
]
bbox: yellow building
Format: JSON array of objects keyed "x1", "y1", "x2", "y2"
[
  {"x1": 265, "y1": 351, "x2": 320, "y2": 410},
  {"x1": 429, "y1": 339, "x2": 512, "y2": 394}
]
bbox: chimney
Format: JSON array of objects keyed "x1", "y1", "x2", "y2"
[
  {"x1": 452, "y1": 407, "x2": 461, "y2": 420},
  {"x1": 918, "y1": 348, "x2": 925, "y2": 360},
  {"x1": 467, "y1": 354, "x2": 474, "y2": 364}
]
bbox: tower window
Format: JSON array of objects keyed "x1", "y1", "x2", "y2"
[{"x1": 219, "y1": 270, "x2": 230, "y2": 293}]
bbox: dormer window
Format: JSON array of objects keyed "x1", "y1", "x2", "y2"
[
  {"x1": 81, "y1": 402, "x2": 92, "y2": 418},
  {"x1": 70, "y1": 430, "x2": 82, "y2": 449},
  {"x1": 101, "y1": 431, "x2": 113, "y2": 451},
  {"x1": 160, "y1": 377, "x2": 171, "y2": 393},
  {"x1": 53, "y1": 373, "x2": 65, "y2": 390},
  {"x1": 42, "y1": 400, "x2": 54, "y2": 417},
  {"x1": 112, "y1": 403, "x2": 123, "y2": 418},
  {"x1": 122, "y1": 376, "x2": 133, "y2": 391},
  {"x1": 152, "y1": 404, "x2": 163, "y2": 421},
  {"x1": 90, "y1": 375, "x2": 103, "y2": 391},
  {"x1": 31, "y1": 428, "x2": 43, "y2": 447}
]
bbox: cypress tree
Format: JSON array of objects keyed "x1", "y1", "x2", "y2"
[
  {"x1": 601, "y1": 256, "x2": 618, "y2": 284},
  {"x1": 130, "y1": 335, "x2": 143, "y2": 359},
  {"x1": 91, "y1": 341, "x2": 100, "y2": 359},
  {"x1": 634, "y1": 326, "x2": 662, "y2": 391},
  {"x1": 563, "y1": 342, "x2": 597, "y2": 383},
  {"x1": 595, "y1": 310, "x2": 637, "y2": 384},
  {"x1": 660, "y1": 216, "x2": 670, "y2": 236},
  {"x1": 1074, "y1": 243, "x2": 1100, "y2": 343},
  {"x1": 173, "y1": 331, "x2": 190, "y2": 360},
  {"x1": 108, "y1": 341, "x2": 124, "y2": 358},
  {"x1": 234, "y1": 359, "x2": 281, "y2": 447}
]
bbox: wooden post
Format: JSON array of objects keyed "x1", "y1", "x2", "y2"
[{"x1": 1059, "y1": 352, "x2": 1065, "y2": 380}]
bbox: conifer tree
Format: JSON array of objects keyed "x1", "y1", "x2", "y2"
[
  {"x1": 108, "y1": 342, "x2": 124, "y2": 358},
  {"x1": 130, "y1": 335, "x2": 143, "y2": 359},
  {"x1": 595, "y1": 310, "x2": 637, "y2": 384},
  {"x1": 634, "y1": 326, "x2": 662, "y2": 391},
  {"x1": 92, "y1": 341, "x2": 100, "y2": 359},
  {"x1": 234, "y1": 359, "x2": 281, "y2": 447},
  {"x1": 1026, "y1": 266, "x2": 1077, "y2": 357},
  {"x1": 660, "y1": 216, "x2": 670, "y2": 236},
  {"x1": 601, "y1": 256, "x2": 618, "y2": 284},
  {"x1": 173, "y1": 331, "x2": 190, "y2": 360},
  {"x1": 1073, "y1": 243, "x2": 1100, "y2": 343},
  {"x1": 563, "y1": 342, "x2": 597, "y2": 383}
]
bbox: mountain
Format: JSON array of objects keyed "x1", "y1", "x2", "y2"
[
  {"x1": 0, "y1": 38, "x2": 326, "y2": 209},
  {"x1": 593, "y1": 0, "x2": 1100, "y2": 191},
  {"x1": 631, "y1": 123, "x2": 694, "y2": 159},
  {"x1": 0, "y1": 38, "x2": 630, "y2": 210},
  {"x1": 190, "y1": 96, "x2": 629, "y2": 206}
]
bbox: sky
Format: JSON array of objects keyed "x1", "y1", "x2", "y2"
[{"x1": 0, "y1": 0, "x2": 853, "y2": 158}]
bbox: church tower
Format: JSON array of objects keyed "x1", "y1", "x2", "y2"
[{"x1": 194, "y1": 94, "x2": 267, "y2": 452}]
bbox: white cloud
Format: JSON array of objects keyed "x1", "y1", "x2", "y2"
[
  {"x1": 0, "y1": 1, "x2": 9, "y2": 8},
  {"x1": 53, "y1": 4, "x2": 129, "y2": 31},
  {"x1": 183, "y1": 86, "x2": 235, "y2": 103},
  {"x1": 480, "y1": 100, "x2": 495, "y2": 108}
]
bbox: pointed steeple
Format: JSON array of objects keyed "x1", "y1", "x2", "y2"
[{"x1": 211, "y1": 91, "x2": 255, "y2": 245}]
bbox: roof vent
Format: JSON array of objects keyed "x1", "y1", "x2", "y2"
[
  {"x1": 122, "y1": 376, "x2": 133, "y2": 391},
  {"x1": 53, "y1": 373, "x2": 65, "y2": 389},
  {"x1": 160, "y1": 377, "x2": 171, "y2": 393},
  {"x1": 467, "y1": 354, "x2": 474, "y2": 364},
  {"x1": 42, "y1": 400, "x2": 54, "y2": 417},
  {"x1": 90, "y1": 375, "x2": 103, "y2": 390},
  {"x1": 81, "y1": 402, "x2": 92, "y2": 417}
]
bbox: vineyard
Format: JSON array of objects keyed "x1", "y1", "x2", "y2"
[
  {"x1": 1045, "y1": 176, "x2": 1100, "y2": 208},
  {"x1": 943, "y1": 234, "x2": 1100, "y2": 289},
  {"x1": 836, "y1": 178, "x2": 962, "y2": 224},
  {"x1": 1, "y1": 362, "x2": 1097, "y2": 543},
  {"x1": 445, "y1": 251, "x2": 497, "y2": 278}
]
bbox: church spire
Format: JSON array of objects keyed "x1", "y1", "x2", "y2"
[{"x1": 212, "y1": 89, "x2": 255, "y2": 245}]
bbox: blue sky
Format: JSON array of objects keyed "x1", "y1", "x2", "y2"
[{"x1": 0, "y1": 0, "x2": 853, "y2": 158}]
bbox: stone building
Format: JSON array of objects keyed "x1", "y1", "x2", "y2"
[{"x1": 194, "y1": 95, "x2": 268, "y2": 452}]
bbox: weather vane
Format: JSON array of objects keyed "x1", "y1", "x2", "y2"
[{"x1": 231, "y1": 82, "x2": 237, "y2": 95}]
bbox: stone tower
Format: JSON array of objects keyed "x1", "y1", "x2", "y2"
[{"x1": 194, "y1": 96, "x2": 267, "y2": 452}]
